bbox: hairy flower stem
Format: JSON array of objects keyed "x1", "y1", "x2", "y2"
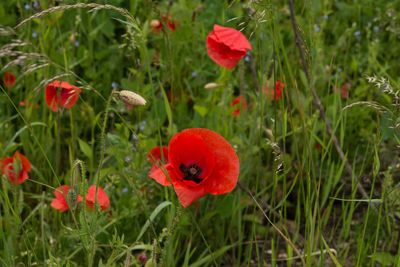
[
  {"x1": 288, "y1": 0, "x2": 370, "y2": 201},
  {"x1": 88, "y1": 89, "x2": 115, "y2": 267}
]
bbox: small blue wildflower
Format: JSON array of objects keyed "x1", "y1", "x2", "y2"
[
  {"x1": 259, "y1": 33, "x2": 264, "y2": 39},
  {"x1": 122, "y1": 187, "x2": 128, "y2": 193},
  {"x1": 354, "y1": 31, "x2": 360, "y2": 36},
  {"x1": 324, "y1": 14, "x2": 328, "y2": 20},
  {"x1": 24, "y1": 4, "x2": 30, "y2": 10},
  {"x1": 373, "y1": 26, "x2": 379, "y2": 32},
  {"x1": 140, "y1": 121, "x2": 146, "y2": 131},
  {"x1": 32, "y1": 32, "x2": 38, "y2": 38},
  {"x1": 19, "y1": 62, "x2": 24, "y2": 67},
  {"x1": 315, "y1": 25, "x2": 320, "y2": 32},
  {"x1": 249, "y1": 9, "x2": 255, "y2": 16},
  {"x1": 125, "y1": 156, "x2": 131, "y2": 163},
  {"x1": 74, "y1": 41, "x2": 79, "y2": 47},
  {"x1": 104, "y1": 184, "x2": 109, "y2": 189},
  {"x1": 132, "y1": 134, "x2": 138, "y2": 141},
  {"x1": 244, "y1": 55, "x2": 250, "y2": 62},
  {"x1": 338, "y1": 68, "x2": 342, "y2": 73},
  {"x1": 111, "y1": 82, "x2": 117, "y2": 88},
  {"x1": 334, "y1": 73, "x2": 340, "y2": 79},
  {"x1": 383, "y1": 83, "x2": 388, "y2": 87},
  {"x1": 33, "y1": 2, "x2": 38, "y2": 8},
  {"x1": 191, "y1": 71, "x2": 197, "y2": 77}
]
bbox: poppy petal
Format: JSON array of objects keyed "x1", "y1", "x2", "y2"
[
  {"x1": 51, "y1": 198, "x2": 68, "y2": 212},
  {"x1": 16, "y1": 170, "x2": 29, "y2": 184},
  {"x1": 86, "y1": 186, "x2": 110, "y2": 211},
  {"x1": 168, "y1": 131, "x2": 215, "y2": 181},
  {"x1": 212, "y1": 25, "x2": 252, "y2": 52},
  {"x1": 149, "y1": 163, "x2": 173, "y2": 186},
  {"x1": 45, "y1": 83, "x2": 59, "y2": 111},
  {"x1": 180, "y1": 129, "x2": 239, "y2": 195},
  {"x1": 14, "y1": 152, "x2": 31, "y2": 172},
  {"x1": 54, "y1": 185, "x2": 70, "y2": 199},
  {"x1": 173, "y1": 184, "x2": 207, "y2": 207}
]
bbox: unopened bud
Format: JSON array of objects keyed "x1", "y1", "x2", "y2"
[
  {"x1": 119, "y1": 90, "x2": 147, "y2": 106},
  {"x1": 204, "y1": 82, "x2": 218, "y2": 89},
  {"x1": 150, "y1": 19, "x2": 161, "y2": 28}
]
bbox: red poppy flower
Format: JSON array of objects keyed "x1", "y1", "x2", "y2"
[
  {"x1": 3, "y1": 72, "x2": 16, "y2": 87},
  {"x1": 263, "y1": 79, "x2": 284, "y2": 100},
  {"x1": 86, "y1": 186, "x2": 110, "y2": 211},
  {"x1": 45, "y1": 80, "x2": 82, "y2": 112},
  {"x1": 150, "y1": 16, "x2": 176, "y2": 34},
  {"x1": 20, "y1": 100, "x2": 40, "y2": 109},
  {"x1": 150, "y1": 128, "x2": 240, "y2": 207},
  {"x1": 148, "y1": 146, "x2": 169, "y2": 175},
  {"x1": 314, "y1": 143, "x2": 322, "y2": 149},
  {"x1": 51, "y1": 185, "x2": 83, "y2": 212},
  {"x1": 0, "y1": 152, "x2": 31, "y2": 184},
  {"x1": 206, "y1": 25, "x2": 252, "y2": 69},
  {"x1": 231, "y1": 95, "x2": 248, "y2": 117},
  {"x1": 333, "y1": 83, "x2": 350, "y2": 99}
]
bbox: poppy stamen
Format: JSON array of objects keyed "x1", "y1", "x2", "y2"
[{"x1": 180, "y1": 164, "x2": 203, "y2": 184}]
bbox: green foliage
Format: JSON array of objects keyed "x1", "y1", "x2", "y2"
[{"x1": 1, "y1": 0, "x2": 400, "y2": 266}]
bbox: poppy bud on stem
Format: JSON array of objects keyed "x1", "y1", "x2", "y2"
[{"x1": 119, "y1": 90, "x2": 147, "y2": 106}]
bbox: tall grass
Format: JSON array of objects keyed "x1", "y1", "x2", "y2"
[{"x1": 1, "y1": 0, "x2": 400, "y2": 266}]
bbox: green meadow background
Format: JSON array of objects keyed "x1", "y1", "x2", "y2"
[{"x1": 1, "y1": 0, "x2": 400, "y2": 266}]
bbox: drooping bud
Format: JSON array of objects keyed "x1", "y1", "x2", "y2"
[{"x1": 119, "y1": 90, "x2": 147, "y2": 106}]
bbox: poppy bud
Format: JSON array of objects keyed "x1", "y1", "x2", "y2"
[
  {"x1": 150, "y1": 19, "x2": 161, "y2": 28},
  {"x1": 204, "y1": 82, "x2": 218, "y2": 89},
  {"x1": 69, "y1": 34, "x2": 76, "y2": 43},
  {"x1": 119, "y1": 90, "x2": 147, "y2": 106}
]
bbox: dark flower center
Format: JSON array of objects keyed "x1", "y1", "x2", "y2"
[{"x1": 180, "y1": 163, "x2": 203, "y2": 184}]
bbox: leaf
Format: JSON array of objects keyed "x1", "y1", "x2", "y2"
[
  {"x1": 135, "y1": 201, "x2": 172, "y2": 242},
  {"x1": 78, "y1": 138, "x2": 93, "y2": 162},
  {"x1": 193, "y1": 105, "x2": 208, "y2": 117},
  {"x1": 330, "y1": 197, "x2": 382, "y2": 204}
]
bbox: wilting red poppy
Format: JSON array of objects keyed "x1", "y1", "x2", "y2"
[
  {"x1": 150, "y1": 128, "x2": 240, "y2": 207},
  {"x1": 333, "y1": 83, "x2": 350, "y2": 99},
  {"x1": 231, "y1": 95, "x2": 248, "y2": 117},
  {"x1": 151, "y1": 16, "x2": 176, "y2": 34},
  {"x1": 263, "y1": 79, "x2": 284, "y2": 100},
  {"x1": 45, "y1": 80, "x2": 82, "y2": 112},
  {"x1": 0, "y1": 152, "x2": 31, "y2": 184},
  {"x1": 86, "y1": 186, "x2": 110, "y2": 211},
  {"x1": 314, "y1": 143, "x2": 322, "y2": 149},
  {"x1": 3, "y1": 72, "x2": 16, "y2": 87},
  {"x1": 51, "y1": 185, "x2": 83, "y2": 212},
  {"x1": 148, "y1": 146, "x2": 169, "y2": 175},
  {"x1": 206, "y1": 25, "x2": 252, "y2": 69}
]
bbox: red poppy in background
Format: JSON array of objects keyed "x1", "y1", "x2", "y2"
[
  {"x1": 263, "y1": 79, "x2": 284, "y2": 100},
  {"x1": 206, "y1": 25, "x2": 252, "y2": 69},
  {"x1": 333, "y1": 83, "x2": 350, "y2": 99},
  {"x1": 151, "y1": 15, "x2": 176, "y2": 34},
  {"x1": 45, "y1": 80, "x2": 82, "y2": 112},
  {"x1": 51, "y1": 185, "x2": 83, "y2": 212},
  {"x1": 20, "y1": 100, "x2": 40, "y2": 109},
  {"x1": 231, "y1": 95, "x2": 248, "y2": 117},
  {"x1": 314, "y1": 143, "x2": 322, "y2": 149},
  {"x1": 148, "y1": 146, "x2": 169, "y2": 175},
  {"x1": 150, "y1": 128, "x2": 240, "y2": 207},
  {"x1": 86, "y1": 186, "x2": 110, "y2": 211},
  {"x1": 3, "y1": 72, "x2": 16, "y2": 87},
  {"x1": 0, "y1": 152, "x2": 31, "y2": 184}
]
